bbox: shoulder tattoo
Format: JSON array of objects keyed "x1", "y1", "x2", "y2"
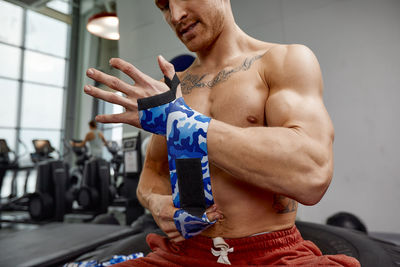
[{"x1": 180, "y1": 54, "x2": 263, "y2": 94}]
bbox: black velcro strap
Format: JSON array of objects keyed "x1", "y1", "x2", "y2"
[
  {"x1": 137, "y1": 90, "x2": 176, "y2": 111},
  {"x1": 137, "y1": 74, "x2": 180, "y2": 111},
  {"x1": 164, "y1": 74, "x2": 180, "y2": 94},
  {"x1": 176, "y1": 158, "x2": 206, "y2": 218}
]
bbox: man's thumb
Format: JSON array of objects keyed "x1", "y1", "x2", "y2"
[{"x1": 158, "y1": 55, "x2": 175, "y2": 80}]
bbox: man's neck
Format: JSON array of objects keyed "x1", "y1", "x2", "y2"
[{"x1": 195, "y1": 23, "x2": 251, "y2": 69}]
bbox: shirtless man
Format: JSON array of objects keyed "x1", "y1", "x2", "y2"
[{"x1": 84, "y1": 0, "x2": 360, "y2": 265}]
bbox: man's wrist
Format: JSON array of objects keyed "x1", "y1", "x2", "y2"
[{"x1": 146, "y1": 193, "x2": 161, "y2": 212}]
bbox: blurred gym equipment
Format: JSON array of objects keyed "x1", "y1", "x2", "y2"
[{"x1": 0, "y1": 139, "x2": 34, "y2": 226}]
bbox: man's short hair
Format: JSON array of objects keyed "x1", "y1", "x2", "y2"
[{"x1": 89, "y1": 120, "x2": 97, "y2": 128}]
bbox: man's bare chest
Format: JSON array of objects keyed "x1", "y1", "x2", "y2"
[
  {"x1": 179, "y1": 56, "x2": 269, "y2": 128},
  {"x1": 182, "y1": 69, "x2": 268, "y2": 127}
]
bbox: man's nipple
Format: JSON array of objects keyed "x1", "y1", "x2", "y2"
[{"x1": 247, "y1": 115, "x2": 258, "y2": 124}]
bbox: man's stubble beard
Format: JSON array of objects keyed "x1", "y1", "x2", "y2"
[{"x1": 180, "y1": 10, "x2": 226, "y2": 53}]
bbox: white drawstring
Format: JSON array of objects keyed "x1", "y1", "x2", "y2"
[{"x1": 211, "y1": 237, "x2": 234, "y2": 265}]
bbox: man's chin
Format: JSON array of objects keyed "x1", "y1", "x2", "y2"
[
  {"x1": 185, "y1": 44, "x2": 198, "y2": 52},
  {"x1": 182, "y1": 39, "x2": 203, "y2": 53}
]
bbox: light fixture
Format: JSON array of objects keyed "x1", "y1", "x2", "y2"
[{"x1": 87, "y1": 12, "x2": 120, "y2": 40}]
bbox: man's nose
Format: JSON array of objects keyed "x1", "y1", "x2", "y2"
[{"x1": 170, "y1": 2, "x2": 187, "y2": 25}]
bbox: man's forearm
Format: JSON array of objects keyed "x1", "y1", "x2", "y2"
[
  {"x1": 136, "y1": 165, "x2": 171, "y2": 210},
  {"x1": 207, "y1": 120, "x2": 333, "y2": 205}
]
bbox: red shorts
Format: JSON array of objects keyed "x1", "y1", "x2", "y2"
[{"x1": 112, "y1": 226, "x2": 360, "y2": 266}]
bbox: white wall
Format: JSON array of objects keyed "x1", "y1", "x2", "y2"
[{"x1": 117, "y1": 0, "x2": 400, "y2": 232}]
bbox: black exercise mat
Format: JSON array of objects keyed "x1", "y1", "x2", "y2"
[{"x1": 0, "y1": 223, "x2": 136, "y2": 267}]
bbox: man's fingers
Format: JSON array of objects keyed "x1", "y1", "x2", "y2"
[
  {"x1": 166, "y1": 231, "x2": 181, "y2": 239},
  {"x1": 207, "y1": 210, "x2": 223, "y2": 222},
  {"x1": 84, "y1": 85, "x2": 136, "y2": 110},
  {"x1": 161, "y1": 222, "x2": 179, "y2": 233},
  {"x1": 157, "y1": 55, "x2": 175, "y2": 80},
  {"x1": 206, "y1": 204, "x2": 218, "y2": 213},
  {"x1": 167, "y1": 229, "x2": 185, "y2": 243},
  {"x1": 109, "y1": 58, "x2": 151, "y2": 85},
  {"x1": 157, "y1": 55, "x2": 182, "y2": 97},
  {"x1": 170, "y1": 236, "x2": 185, "y2": 243},
  {"x1": 159, "y1": 221, "x2": 185, "y2": 242},
  {"x1": 95, "y1": 112, "x2": 136, "y2": 124},
  {"x1": 86, "y1": 68, "x2": 134, "y2": 96},
  {"x1": 206, "y1": 204, "x2": 224, "y2": 222}
]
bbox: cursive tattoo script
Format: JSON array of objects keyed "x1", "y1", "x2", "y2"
[{"x1": 180, "y1": 54, "x2": 263, "y2": 94}]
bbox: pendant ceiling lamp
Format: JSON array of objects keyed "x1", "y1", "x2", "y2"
[{"x1": 87, "y1": 12, "x2": 120, "y2": 40}]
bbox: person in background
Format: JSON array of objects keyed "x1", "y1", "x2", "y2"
[{"x1": 71, "y1": 120, "x2": 107, "y2": 158}]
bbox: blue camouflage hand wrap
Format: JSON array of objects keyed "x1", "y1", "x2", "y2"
[
  {"x1": 138, "y1": 102, "x2": 170, "y2": 135},
  {"x1": 137, "y1": 74, "x2": 215, "y2": 239},
  {"x1": 173, "y1": 209, "x2": 214, "y2": 239},
  {"x1": 138, "y1": 75, "x2": 178, "y2": 135}
]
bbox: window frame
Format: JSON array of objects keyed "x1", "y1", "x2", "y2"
[{"x1": 0, "y1": 0, "x2": 71, "y2": 158}]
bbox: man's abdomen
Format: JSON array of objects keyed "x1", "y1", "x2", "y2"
[{"x1": 201, "y1": 168, "x2": 297, "y2": 238}]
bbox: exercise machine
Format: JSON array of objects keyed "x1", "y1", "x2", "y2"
[
  {"x1": 30, "y1": 139, "x2": 57, "y2": 163},
  {"x1": 120, "y1": 132, "x2": 144, "y2": 225},
  {"x1": 65, "y1": 139, "x2": 90, "y2": 188},
  {"x1": 62, "y1": 139, "x2": 91, "y2": 209},
  {"x1": 1, "y1": 139, "x2": 71, "y2": 224},
  {"x1": 107, "y1": 140, "x2": 124, "y2": 182},
  {"x1": 76, "y1": 158, "x2": 113, "y2": 215},
  {"x1": 28, "y1": 160, "x2": 69, "y2": 221},
  {"x1": 0, "y1": 139, "x2": 34, "y2": 225}
]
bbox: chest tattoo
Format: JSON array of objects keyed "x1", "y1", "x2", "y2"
[{"x1": 180, "y1": 54, "x2": 263, "y2": 95}]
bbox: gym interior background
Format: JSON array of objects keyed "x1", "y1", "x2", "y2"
[{"x1": 0, "y1": 0, "x2": 399, "y2": 236}]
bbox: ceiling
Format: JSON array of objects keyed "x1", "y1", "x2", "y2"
[{"x1": 4, "y1": 0, "x2": 117, "y2": 24}]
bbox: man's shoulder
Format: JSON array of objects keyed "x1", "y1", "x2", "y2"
[
  {"x1": 261, "y1": 43, "x2": 316, "y2": 67},
  {"x1": 261, "y1": 43, "x2": 322, "y2": 90},
  {"x1": 261, "y1": 43, "x2": 320, "y2": 79}
]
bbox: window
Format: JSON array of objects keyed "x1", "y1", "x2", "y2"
[
  {"x1": 0, "y1": 1, "x2": 23, "y2": 46},
  {"x1": 21, "y1": 83, "x2": 64, "y2": 129},
  {"x1": 0, "y1": 43, "x2": 21, "y2": 79},
  {"x1": 98, "y1": 94, "x2": 124, "y2": 161},
  {"x1": 25, "y1": 10, "x2": 68, "y2": 58},
  {"x1": 46, "y1": 0, "x2": 71, "y2": 15},
  {"x1": 23, "y1": 50, "x2": 66, "y2": 87},
  {"x1": 0, "y1": 79, "x2": 19, "y2": 128},
  {"x1": 0, "y1": 0, "x2": 70, "y2": 162}
]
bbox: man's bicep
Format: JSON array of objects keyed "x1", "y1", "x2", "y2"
[
  {"x1": 265, "y1": 44, "x2": 334, "y2": 142},
  {"x1": 266, "y1": 88, "x2": 333, "y2": 142}
]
